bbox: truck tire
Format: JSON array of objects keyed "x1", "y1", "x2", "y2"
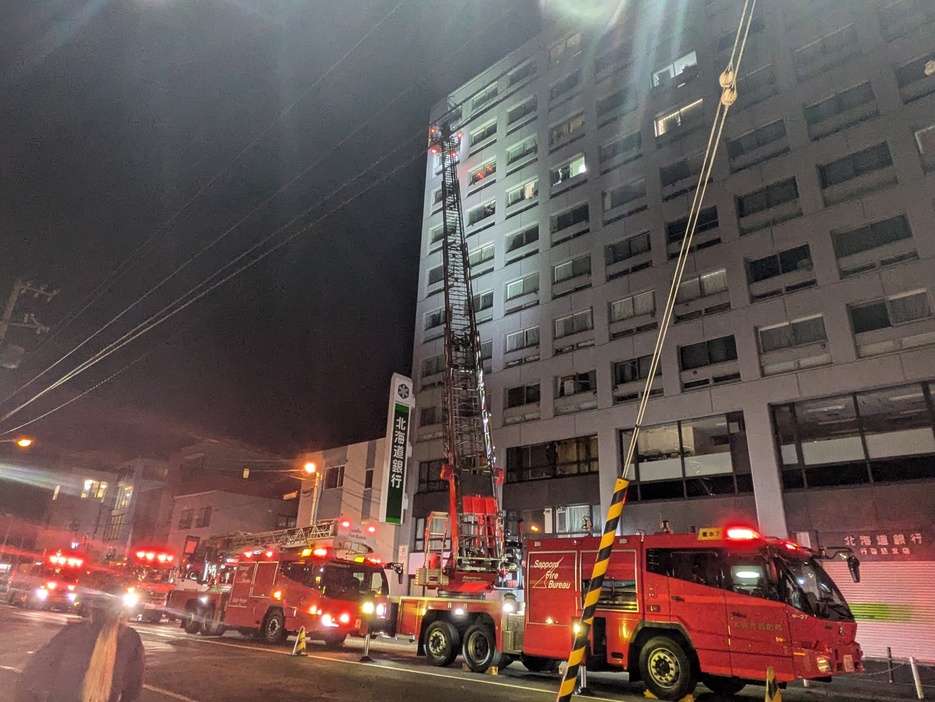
[
  {"x1": 199, "y1": 608, "x2": 224, "y2": 636},
  {"x1": 702, "y1": 675, "x2": 745, "y2": 697},
  {"x1": 520, "y1": 654, "x2": 556, "y2": 673},
  {"x1": 424, "y1": 620, "x2": 460, "y2": 667},
  {"x1": 638, "y1": 635, "x2": 696, "y2": 701},
  {"x1": 462, "y1": 623, "x2": 504, "y2": 673},
  {"x1": 182, "y1": 606, "x2": 202, "y2": 635},
  {"x1": 261, "y1": 610, "x2": 286, "y2": 645},
  {"x1": 321, "y1": 632, "x2": 347, "y2": 648}
]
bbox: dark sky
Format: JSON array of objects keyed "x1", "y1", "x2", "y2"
[{"x1": 0, "y1": 0, "x2": 542, "y2": 462}]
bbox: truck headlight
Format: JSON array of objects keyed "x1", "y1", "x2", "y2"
[
  {"x1": 123, "y1": 592, "x2": 139, "y2": 608},
  {"x1": 362, "y1": 601, "x2": 375, "y2": 615},
  {"x1": 376, "y1": 603, "x2": 387, "y2": 617},
  {"x1": 35, "y1": 588, "x2": 48, "y2": 601},
  {"x1": 67, "y1": 593, "x2": 78, "y2": 602}
]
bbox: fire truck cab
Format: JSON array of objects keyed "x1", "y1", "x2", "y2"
[
  {"x1": 118, "y1": 546, "x2": 179, "y2": 623},
  {"x1": 167, "y1": 519, "x2": 393, "y2": 647},
  {"x1": 521, "y1": 526, "x2": 862, "y2": 700}
]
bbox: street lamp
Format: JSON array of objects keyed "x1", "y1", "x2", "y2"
[
  {"x1": 0, "y1": 437, "x2": 33, "y2": 448},
  {"x1": 299, "y1": 462, "x2": 323, "y2": 524},
  {"x1": 302, "y1": 462, "x2": 316, "y2": 475}
]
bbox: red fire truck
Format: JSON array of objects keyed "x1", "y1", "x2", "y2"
[
  {"x1": 166, "y1": 519, "x2": 395, "y2": 647},
  {"x1": 390, "y1": 525, "x2": 862, "y2": 700},
  {"x1": 113, "y1": 545, "x2": 180, "y2": 623},
  {"x1": 6, "y1": 549, "x2": 85, "y2": 611}
]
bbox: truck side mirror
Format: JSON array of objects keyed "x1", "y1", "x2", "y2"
[{"x1": 847, "y1": 555, "x2": 861, "y2": 583}]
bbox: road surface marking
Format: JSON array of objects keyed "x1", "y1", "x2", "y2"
[
  {"x1": 187, "y1": 637, "x2": 618, "y2": 701},
  {"x1": 143, "y1": 684, "x2": 202, "y2": 702}
]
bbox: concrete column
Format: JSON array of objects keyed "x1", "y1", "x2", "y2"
[
  {"x1": 597, "y1": 427, "x2": 623, "y2": 532},
  {"x1": 744, "y1": 401, "x2": 788, "y2": 537}
]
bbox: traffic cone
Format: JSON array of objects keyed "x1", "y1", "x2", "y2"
[
  {"x1": 292, "y1": 626, "x2": 308, "y2": 656},
  {"x1": 765, "y1": 666, "x2": 781, "y2": 702}
]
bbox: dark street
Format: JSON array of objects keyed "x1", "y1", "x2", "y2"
[{"x1": 0, "y1": 603, "x2": 921, "y2": 702}]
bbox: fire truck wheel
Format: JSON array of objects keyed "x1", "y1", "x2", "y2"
[
  {"x1": 638, "y1": 636, "x2": 696, "y2": 701},
  {"x1": 701, "y1": 675, "x2": 745, "y2": 696},
  {"x1": 182, "y1": 607, "x2": 203, "y2": 635},
  {"x1": 261, "y1": 610, "x2": 286, "y2": 645},
  {"x1": 321, "y1": 632, "x2": 347, "y2": 648},
  {"x1": 462, "y1": 624, "x2": 503, "y2": 673},
  {"x1": 423, "y1": 621, "x2": 460, "y2": 667},
  {"x1": 520, "y1": 654, "x2": 556, "y2": 673}
]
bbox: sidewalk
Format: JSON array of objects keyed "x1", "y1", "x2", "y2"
[{"x1": 785, "y1": 658, "x2": 935, "y2": 700}]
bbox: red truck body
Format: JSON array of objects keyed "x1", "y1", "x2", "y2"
[
  {"x1": 6, "y1": 550, "x2": 84, "y2": 611},
  {"x1": 166, "y1": 520, "x2": 392, "y2": 647},
  {"x1": 391, "y1": 526, "x2": 862, "y2": 700}
]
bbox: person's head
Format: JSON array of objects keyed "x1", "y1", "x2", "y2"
[{"x1": 87, "y1": 577, "x2": 129, "y2": 627}]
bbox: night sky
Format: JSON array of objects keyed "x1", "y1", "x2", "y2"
[{"x1": 0, "y1": 0, "x2": 543, "y2": 462}]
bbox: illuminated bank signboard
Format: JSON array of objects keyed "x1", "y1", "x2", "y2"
[{"x1": 379, "y1": 374, "x2": 414, "y2": 525}]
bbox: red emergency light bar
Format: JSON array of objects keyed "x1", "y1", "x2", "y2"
[
  {"x1": 48, "y1": 554, "x2": 84, "y2": 568},
  {"x1": 313, "y1": 547, "x2": 329, "y2": 558},
  {"x1": 134, "y1": 550, "x2": 175, "y2": 564},
  {"x1": 725, "y1": 527, "x2": 761, "y2": 541}
]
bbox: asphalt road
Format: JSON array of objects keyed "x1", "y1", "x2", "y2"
[{"x1": 0, "y1": 603, "x2": 914, "y2": 702}]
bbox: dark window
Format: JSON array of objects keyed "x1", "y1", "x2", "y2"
[
  {"x1": 606, "y1": 232, "x2": 651, "y2": 265},
  {"x1": 716, "y1": 16, "x2": 765, "y2": 53},
  {"x1": 556, "y1": 371, "x2": 596, "y2": 397},
  {"x1": 804, "y1": 82, "x2": 875, "y2": 126},
  {"x1": 325, "y1": 465, "x2": 345, "y2": 489},
  {"x1": 505, "y1": 435, "x2": 599, "y2": 483},
  {"x1": 727, "y1": 120, "x2": 786, "y2": 159},
  {"x1": 679, "y1": 336, "x2": 738, "y2": 370},
  {"x1": 832, "y1": 215, "x2": 912, "y2": 258},
  {"x1": 364, "y1": 468, "x2": 374, "y2": 490},
  {"x1": 736, "y1": 178, "x2": 798, "y2": 218},
  {"x1": 551, "y1": 204, "x2": 589, "y2": 233},
  {"x1": 603, "y1": 180, "x2": 646, "y2": 210},
  {"x1": 747, "y1": 245, "x2": 812, "y2": 283},
  {"x1": 506, "y1": 226, "x2": 539, "y2": 253},
  {"x1": 647, "y1": 549, "x2": 724, "y2": 587},
  {"x1": 818, "y1": 143, "x2": 892, "y2": 188},
  {"x1": 427, "y1": 266, "x2": 444, "y2": 286},
  {"x1": 418, "y1": 459, "x2": 446, "y2": 492},
  {"x1": 195, "y1": 506, "x2": 212, "y2": 528},
  {"x1": 276, "y1": 514, "x2": 297, "y2": 529},
  {"x1": 550, "y1": 71, "x2": 581, "y2": 102},
  {"x1": 599, "y1": 131, "x2": 641, "y2": 164},
  {"x1": 597, "y1": 89, "x2": 631, "y2": 119},
  {"x1": 178, "y1": 509, "x2": 193, "y2": 530},
  {"x1": 613, "y1": 354, "x2": 659, "y2": 385},
  {"x1": 660, "y1": 159, "x2": 691, "y2": 186},
  {"x1": 509, "y1": 61, "x2": 536, "y2": 86},
  {"x1": 506, "y1": 383, "x2": 540, "y2": 409},
  {"x1": 666, "y1": 207, "x2": 718, "y2": 243}
]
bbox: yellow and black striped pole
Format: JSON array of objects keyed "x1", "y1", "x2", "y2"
[
  {"x1": 555, "y1": 476, "x2": 630, "y2": 702},
  {"x1": 765, "y1": 666, "x2": 781, "y2": 701}
]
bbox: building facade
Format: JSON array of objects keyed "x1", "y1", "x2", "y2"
[
  {"x1": 100, "y1": 457, "x2": 171, "y2": 556},
  {"x1": 408, "y1": 0, "x2": 935, "y2": 659},
  {"x1": 295, "y1": 437, "x2": 398, "y2": 571}
]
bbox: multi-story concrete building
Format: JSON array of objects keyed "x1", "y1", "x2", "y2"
[
  {"x1": 100, "y1": 457, "x2": 171, "y2": 555},
  {"x1": 408, "y1": 1, "x2": 935, "y2": 659}
]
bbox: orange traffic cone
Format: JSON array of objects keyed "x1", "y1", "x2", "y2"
[{"x1": 292, "y1": 626, "x2": 308, "y2": 656}]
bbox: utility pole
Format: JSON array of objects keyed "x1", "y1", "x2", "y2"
[{"x1": 0, "y1": 279, "x2": 58, "y2": 369}]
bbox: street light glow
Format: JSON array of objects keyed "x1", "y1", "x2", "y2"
[
  {"x1": 16, "y1": 438, "x2": 32, "y2": 448},
  {"x1": 302, "y1": 462, "x2": 316, "y2": 474}
]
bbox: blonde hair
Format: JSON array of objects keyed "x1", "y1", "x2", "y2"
[{"x1": 81, "y1": 610, "x2": 122, "y2": 702}]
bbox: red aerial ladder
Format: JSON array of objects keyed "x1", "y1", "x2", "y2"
[{"x1": 416, "y1": 120, "x2": 507, "y2": 594}]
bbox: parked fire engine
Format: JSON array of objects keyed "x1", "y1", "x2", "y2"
[
  {"x1": 6, "y1": 549, "x2": 85, "y2": 611},
  {"x1": 107, "y1": 545, "x2": 179, "y2": 623},
  {"x1": 166, "y1": 518, "x2": 396, "y2": 647},
  {"x1": 390, "y1": 525, "x2": 861, "y2": 699}
]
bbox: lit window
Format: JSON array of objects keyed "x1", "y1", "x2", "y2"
[
  {"x1": 81, "y1": 480, "x2": 108, "y2": 500},
  {"x1": 553, "y1": 255, "x2": 591, "y2": 283},
  {"x1": 115, "y1": 485, "x2": 133, "y2": 511},
  {"x1": 472, "y1": 83, "x2": 498, "y2": 112},
  {"x1": 507, "y1": 179, "x2": 538, "y2": 207},
  {"x1": 550, "y1": 154, "x2": 587, "y2": 186},
  {"x1": 556, "y1": 370, "x2": 596, "y2": 396},
  {"x1": 654, "y1": 99, "x2": 703, "y2": 137},
  {"x1": 469, "y1": 159, "x2": 496, "y2": 186},
  {"x1": 652, "y1": 51, "x2": 698, "y2": 88},
  {"x1": 467, "y1": 201, "x2": 496, "y2": 226},
  {"x1": 468, "y1": 242, "x2": 494, "y2": 268}
]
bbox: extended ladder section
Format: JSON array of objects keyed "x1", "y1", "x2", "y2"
[
  {"x1": 199, "y1": 520, "x2": 340, "y2": 559},
  {"x1": 427, "y1": 122, "x2": 501, "y2": 580}
]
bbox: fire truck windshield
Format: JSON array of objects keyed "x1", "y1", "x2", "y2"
[
  {"x1": 130, "y1": 564, "x2": 175, "y2": 584},
  {"x1": 776, "y1": 554, "x2": 853, "y2": 621},
  {"x1": 38, "y1": 565, "x2": 80, "y2": 584},
  {"x1": 318, "y1": 564, "x2": 387, "y2": 601}
]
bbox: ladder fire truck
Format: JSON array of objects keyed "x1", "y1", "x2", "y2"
[
  {"x1": 385, "y1": 119, "x2": 864, "y2": 699},
  {"x1": 166, "y1": 518, "x2": 394, "y2": 647}
]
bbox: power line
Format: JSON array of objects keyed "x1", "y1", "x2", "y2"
[
  {"x1": 24, "y1": 0, "x2": 409, "y2": 361},
  {"x1": 0, "y1": 3, "x2": 530, "y2": 426}
]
